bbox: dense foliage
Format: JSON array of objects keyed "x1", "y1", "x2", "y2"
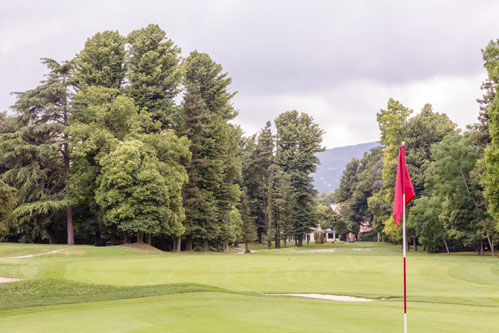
[
  {"x1": 332, "y1": 41, "x2": 499, "y2": 254},
  {"x1": 2, "y1": 25, "x2": 498, "y2": 255},
  {"x1": 0, "y1": 25, "x2": 323, "y2": 250}
]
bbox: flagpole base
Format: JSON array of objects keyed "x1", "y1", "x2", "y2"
[{"x1": 404, "y1": 312, "x2": 407, "y2": 333}]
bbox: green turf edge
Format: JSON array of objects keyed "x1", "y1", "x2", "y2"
[{"x1": 0, "y1": 278, "x2": 237, "y2": 312}]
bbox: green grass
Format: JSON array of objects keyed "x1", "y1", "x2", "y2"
[
  {"x1": 2, "y1": 292, "x2": 499, "y2": 333},
  {"x1": 0, "y1": 242, "x2": 498, "y2": 332},
  {"x1": 0, "y1": 279, "x2": 227, "y2": 310}
]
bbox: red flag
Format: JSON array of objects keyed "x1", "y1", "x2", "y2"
[{"x1": 393, "y1": 145, "x2": 415, "y2": 226}]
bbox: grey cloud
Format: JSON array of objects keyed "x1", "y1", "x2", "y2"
[{"x1": 0, "y1": 0, "x2": 497, "y2": 147}]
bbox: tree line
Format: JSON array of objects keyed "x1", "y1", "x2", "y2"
[
  {"x1": 331, "y1": 39, "x2": 499, "y2": 255},
  {"x1": 0, "y1": 24, "x2": 324, "y2": 250}
]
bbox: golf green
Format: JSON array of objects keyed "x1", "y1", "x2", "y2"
[{"x1": 0, "y1": 242, "x2": 498, "y2": 332}]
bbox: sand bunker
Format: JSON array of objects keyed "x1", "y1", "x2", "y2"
[
  {"x1": 0, "y1": 277, "x2": 23, "y2": 283},
  {"x1": 8, "y1": 249, "x2": 66, "y2": 259},
  {"x1": 304, "y1": 249, "x2": 336, "y2": 253},
  {"x1": 233, "y1": 248, "x2": 336, "y2": 254},
  {"x1": 267, "y1": 293, "x2": 373, "y2": 302},
  {"x1": 352, "y1": 248, "x2": 371, "y2": 251},
  {"x1": 283, "y1": 249, "x2": 336, "y2": 254}
]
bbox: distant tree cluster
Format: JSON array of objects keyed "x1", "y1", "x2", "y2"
[
  {"x1": 0, "y1": 25, "x2": 324, "y2": 250},
  {"x1": 332, "y1": 40, "x2": 499, "y2": 255},
  {"x1": 239, "y1": 113, "x2": 325, "y2": 248}
]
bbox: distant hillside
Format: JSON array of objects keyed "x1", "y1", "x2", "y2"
[{"x1": 313, "y1": 141, "x2": 380, "y2": 193}]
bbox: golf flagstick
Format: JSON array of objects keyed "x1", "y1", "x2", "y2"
[
  {"x1": 403, "y1": 192, "x2": 407, "y2": 333},
  {"x1": 393, "y1": 142, "x2": 414, "y2": 333}
]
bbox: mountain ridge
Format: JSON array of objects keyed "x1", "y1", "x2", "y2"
[{"x1": 313, "y1": 141, "x2": 380, "y2": 193}]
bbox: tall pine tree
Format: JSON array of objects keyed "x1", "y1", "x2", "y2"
[
  {"x1": 73, "y1": 30, "x2": 126, "y2": 89},
  {"x1": 1, "y1": 59, "x2": 74, "y2": 244},
  {"x1": 126, "y1": 24, "x2": 183, "y2": 128},
  {"x1": 275, "y1": 111, "x2": 324, "y2": 246},
  {"x1": 181, "y1": 51, "x2": 240, "y2": 251}
]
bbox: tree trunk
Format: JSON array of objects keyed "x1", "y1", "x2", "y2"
[
  {"x1": 110, "y1": 233, "x2": 116, "y2": 246},
  {"x1": 62, "y1": 137, "x2": 74, "y2": 246},
  {"x1": 377, "y1": 232, "x2": 380, "y2": 242},
  {"x1": 257, "y1": 230, "x2": 263, "y2": 243},
  {"x1": 306, "y1": 234, "x2": 309, "y2": 245},
  {"x1": 47, "y1": 228, "x2": 57, "y2": 244},
  {"x1": 176, "y1": 236, "x2": 181, "y2": 252},
  {"x1": 413, "y1": 237, "x2": 417, "y2": 251},
  {"x1": 443, "y1": 235, "x2": 449, "y2": 254},
  {"x1": 480, "y1": 239, "x2": 484, "y2": 256},
  {"x1": 185, "y1": 235, "x2": 192, "y2": 251},
  {"x1": 245, "y1": 241, "x2": 250, "y2": 253},
  {"x1": 262, "y1": 176, "x2": 268, "y2": 235},
  {"x1": 487, "y1": 235, "x2": 495, "y2": 256},
  {"x1": 275, "y1": 227, "x2": 280, "y2": 249},
  {"x1": 66, "y1": 205, "x2": 74, "y2": 245},
  {"x1": 123, "y1": 232, "x2": 129, "y2": 244},
  {"x1": 283, "y1": 238, "x2": 287, "y2": 247},
  {"x1": 203, "y1": 239, "x2": 209, "y2": 252},
  {"x1": 137, "y1": 231, "x2": 144, "y2": 243},
  {"x1": 147, "y1": 233, "x2": 152, "y2": 246},
  {"x1": 224, "y1": 210, "x2": 229, "y2": 252},
  {"x1": 94, "y1": 231, "x2": 101, "y2": 246},
  {"x1": 491, "y1": 234, "x2": 495, "y2": 257},
  {"x1": 298, "y1": 235, "x2": 303, "y2": 247},
  {"x1": 61, "y1": 83, "x2": 73, "y2": 245}
]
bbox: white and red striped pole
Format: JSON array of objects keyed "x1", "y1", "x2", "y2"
[
  {"x1": 403, "y1": 192, "x2": 407, "y2": 333},
  {"x1": 394, "y1": 141, "x2": 414, "y2": 332},
  {"x1": 401, "y1": 141, "x2": 407, "y2": 333}
]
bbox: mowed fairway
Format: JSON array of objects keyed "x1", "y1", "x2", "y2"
[{"x1": 0, "y1": 242, "x2": 498, "y2": 332}]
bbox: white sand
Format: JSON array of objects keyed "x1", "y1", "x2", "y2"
[
  {"x1": 233, "y1": 248, "x2": 337, "y2": 254},
  {"x1": 303, "y1": 249, "x2": 336, "y2": 253},
  {"x1": 282, "y1": 249, "x2": 336, "y2": 254},
  {"x1": 8, "y1": 248, "x2": 66, "y2": 259},
  {"x1": 267, "y1": 293, "x2": 373, "y2": 302},
  {"x1": 0, "y1": 277, "x2": 23, "y2": 283}
]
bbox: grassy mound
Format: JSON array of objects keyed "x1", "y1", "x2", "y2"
[{"x1": 0, "y1": 278, "x2": 227, "y2": 310}]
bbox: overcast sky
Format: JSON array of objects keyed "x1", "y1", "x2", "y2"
[{"x1": 1, "y1": 0, "x2": 499, "y2": 148}]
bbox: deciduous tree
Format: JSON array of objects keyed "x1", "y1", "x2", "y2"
[{"x1": 481, "y1": 39, "x2": 499, "y2": 239}]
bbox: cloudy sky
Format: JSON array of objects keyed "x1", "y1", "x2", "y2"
[{"x1": 1, "y1": 0, "x2": 499, "y2": 148}]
